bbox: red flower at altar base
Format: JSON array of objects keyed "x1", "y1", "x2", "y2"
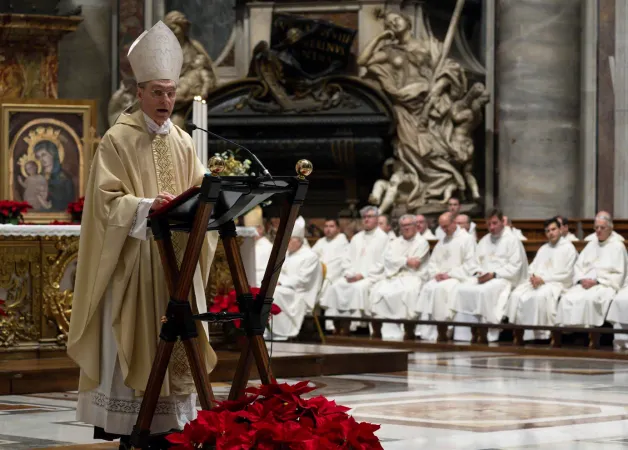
[
  {"x1": 166, "y1": 380, "x2": 382, "y2": 450},
  {"x1": 0, "y1": 201, "x2": 32, "y2": 224},
  {"x1": 210, "y1": 287, "x2": 281, "y2": 328}
]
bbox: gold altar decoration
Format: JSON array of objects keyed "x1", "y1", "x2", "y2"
[
  {"x1": 42, "y1": 237, "x2": 79, "y2": 344},
  {"x1": 0, "y1": 232, "x2": 240, "y2": 355},
  {"x1": 0, "y1": 13, "x2": 83, "y2": 98}
]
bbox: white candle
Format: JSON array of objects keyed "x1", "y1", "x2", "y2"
[{"x1": 201, "y1": 99, "x2": 208, "y2": 166}]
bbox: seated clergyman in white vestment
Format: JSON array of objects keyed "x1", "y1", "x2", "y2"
[
  {"x1": 267, "y1": 217, "x2": 323, "y2": 340},
  {"x1": 454, "y1": 214, "x2": 476, "y2": 241},
  {"x1": 367, "y1": 215, "x2": 430, "y2": 340},
  {"x1": 379, "y1": 214, "x2": 396, "y2": 241},
  {"x1": 311, "y1": 218, "x2": 349, "y2": 330},
  {"x1": 67, "y1": 21, "x2": 218, "y2": 445},
  {"x1": 451, "y1": 209, "x2": 528, "y2": 342},
  {"x1": 507, "y1": 217, "x2": 577, "y2": 341},
  {"x1": 320, "y1": 206, "x2": 389, "y2": 335},
  {"x1": 416, "y1": 214, "x2": 437, "y2": 240},
  {"x1": 436, "y1": 196, "x2": 477, "y2": 241},
  {"x1": 584, "y1": 211, "x2": 625, "y2": 242},
  {"x1": 243, "y1": 206, "x2": 273, "y2": 287},
  {"x1": 416, "y1": 212, "x2": 478, "y2": 342},
  {"x1": 557, "y1": 215, "x2": 579, "y2": 241},
  {"x1": 504, "y1": 216, "x2": 527, "y2": 241},
  {"x1": 557, "y1": 214, "x2": 627, "y2": 328}
]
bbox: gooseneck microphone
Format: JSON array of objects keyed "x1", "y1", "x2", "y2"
[{"x1": 186, "y1": 121, "x2": 272, "y2": 179}]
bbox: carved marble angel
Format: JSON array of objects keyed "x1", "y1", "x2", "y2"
[
  {"x1": 164, "y1": 10, "x2": 218, "y2": 127},
  {"x1": 359, "y1": 9, "x2": 485, "y2": 209}
]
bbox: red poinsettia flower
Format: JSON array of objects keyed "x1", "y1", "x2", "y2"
[
  {"x1": 316, "y1": 416, "x2": 383, "y2": 450},
  {"x1": 166, "y1": 413, "x2": 213, "y2": 449},
  {"x1": 0, "y1": 299, "x2": 7, "y2": 317},
  {"x1": 245, "y1": 380, "x2": 317, "y2": 403},
  {"x1": 301, "y1": 395, "x2": 351, "y2": 426},
  {"x1": 212, "y1": 394, "x2": 258, "y2": 413},
  {"x1": 253, "y1": 420, "x2": 318, "y2": 450}
]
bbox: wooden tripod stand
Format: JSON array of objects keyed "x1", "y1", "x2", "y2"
[{"x1": 128, "y1": 166, "x2": 310, "y2": 449}]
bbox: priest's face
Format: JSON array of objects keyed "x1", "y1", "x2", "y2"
[
  {"x1": 415, "y1": 215, "x2": 428, "y2": 233},
  {"x1": 324, "y1": 220, "x2": 340, "y2": 239},
  {"x1": 138, "y1": 79, "x2": 176, "y2": 125},
  {"x1": 487, "y1": 215, "x2": 504, "y2": 236},
  {"x1": 558, "y1": 219, "x2": 569, "y2": 237},
  {"x1": 288, "y1": 237, "x2": 303, "y2": 253},
  {"x1": 439, "y1": 216, "x2": 456, "y2": 236},
  {"x1": 362, "y1": 211, "x2": 378, "y2": 231},
  {"x1": 545, "y1": 222, "x2": 561, "y2": 245},
  {"x1": 447, "y1": 198, "x2": 461, "y2": 215},
  {"x1": 594, "y1": 218, "x2": 612, "y2": 242},
  {"x1": 378, "y1": 215, "x2": 391, "y2": 233},
  {"x1": 399, "y1": 218, "x2": 417, "y2": 240}
]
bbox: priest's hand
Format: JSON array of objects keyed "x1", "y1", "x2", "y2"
[
  {"x1": 530, "y1": 275, "x2": 544, "y2": 289},
  {"x1": 407, "y1": 257, "x2": 421, "y2": 269},
  {"x1": 435, "y1": 273, "x2": 450, "y2": 282},
  {"x1": 345, "y1": 274, "x2": 364, "y2": 283},
  {"x1": 151, "y1": 192, "x2": 175, "y2": 211},
  {"x1": 580, "y1": 278, "x2": 597, "y2": 290},
  {"x1": 477, "y1": 272, "x2": 495, "y2": 284}
]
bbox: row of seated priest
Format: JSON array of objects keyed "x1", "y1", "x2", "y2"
[{"x1": 245, "y1": 205, "x2": 628, "y2": 349}]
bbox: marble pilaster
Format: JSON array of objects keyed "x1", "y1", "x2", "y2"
[
  {"x1": 597, "y1": 0, "x2": 615, "y2": 214},
  {"x1": 57, "y1": 0, "x2": 112, "y2": 135},
  {"x1": 580, "y1": 0, "x2": 598, "y2": 218},
  {"x1": 614, "y1": 0, "x2": 628, "y2": 217},
  {"x1": 496, "y1": 0, "x2": 581, "y2": 218}
]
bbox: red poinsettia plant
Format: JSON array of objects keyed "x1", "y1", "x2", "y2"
[
  {"x1": 66, "y1": 197, "x2": 85, "y2": 223},
  {"x1": 210, "y1": 287, "x2": 281, "y2": 328},
  {"x1": 166, "y1": 380, "x2": 382, "y2": 450},
  {"x1": 0, "y1": 200, "x2": 32, "y2": 224},
  {"x1": 0, "y1": 299, "x2": 7, "y2": 317}
]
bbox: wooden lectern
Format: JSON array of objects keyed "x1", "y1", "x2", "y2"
[{"x1": 127, "y1": 158, "x2": 312, "y2": 449}]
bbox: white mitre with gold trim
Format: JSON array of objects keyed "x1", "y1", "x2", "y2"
[{"x1": 127, "y1": 21, "x2": 183, "y2": 83}]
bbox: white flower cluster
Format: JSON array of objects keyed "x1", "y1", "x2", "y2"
[{"x1": 214, "y1": 150, "x2": 254, "y2": 176}]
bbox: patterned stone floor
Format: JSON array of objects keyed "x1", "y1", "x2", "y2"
[{"x1": 4, "y1": 348, "x2": 628, "y2": 449}]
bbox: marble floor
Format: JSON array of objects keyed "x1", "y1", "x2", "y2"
[{"x1": 3, "y1": 349, "x2": 628, "y2": 449}]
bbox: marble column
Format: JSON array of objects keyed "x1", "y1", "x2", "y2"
[
  {"x1": 614, "y1": 0, "x2": 628, "y2": 217},
  {"x1": 496, "y1": 0, "x2": 581, "y2": 218},
  {"x1": 57, "y1": 0, "x2": 112, "y2": 134}
]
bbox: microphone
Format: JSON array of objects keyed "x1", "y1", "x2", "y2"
[{"x1": 187, "y1": 121, "x2": 272, "y2": 179}]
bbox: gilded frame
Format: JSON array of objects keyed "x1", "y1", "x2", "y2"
[{"x1": 0, "y1": 99, "x2": 97, "y2": 223}]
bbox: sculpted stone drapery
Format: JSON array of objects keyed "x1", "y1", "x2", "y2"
[
  {"x1": 361, "y1": 8, "x2": 489, "y2": 213},
  {"x1": 164, "y1": 10, "x2": 218, "y2": 128}
]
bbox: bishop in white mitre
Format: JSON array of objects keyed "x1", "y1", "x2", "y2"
[
  {"x1": 450, "y1": 209, "x2": 528, "y2": 342},
  {"x1": 266, "y1": 216, "x2": 323, "y2": 340},
  {"x1": 367, "y1": 215, "x2": 430, "y2": 340},
  {"x1": 415, "y1": 212, "x2": 478, "y2": 342},
  {"x1": 320, "y1": 206, "x2": 389, "y2": 335},
  {"x1": 507, "y1": 217, "x2": 577, "y2": 341},
  {"x1": 557, "y1": 214, "x2": 627, "y2": 328},
  {"x1": 416, "y1": 214, "x2": 437, "y2": 240},
  {"x1": 243, "y1": 206, "x2": 273, "y2": 288}
]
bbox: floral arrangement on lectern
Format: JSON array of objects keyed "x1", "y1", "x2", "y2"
[
  {"x1": 0, "y1": 201, "x2": 32, "y2": 224},
  {"x1": 210, "y1": 287, "x2": 281, "y2": 329},
  {"x1": 214, "y1": 150, "x2": 253, "y2": 176},
  {"x1": 166, "y1": 380, "x2": 383, "y2": 449}
]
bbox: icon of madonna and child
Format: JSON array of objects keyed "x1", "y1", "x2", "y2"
[{"x1": 14, "y1": 126, "x2": 77, "y2": 213}]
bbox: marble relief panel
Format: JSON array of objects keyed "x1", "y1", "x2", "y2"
[
  {"x1": 118, "y1": 0, "x2": 144, "y2": 81},
  {"x1": 165, "y1": 0, "x2": 236, "y2": 63}
]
